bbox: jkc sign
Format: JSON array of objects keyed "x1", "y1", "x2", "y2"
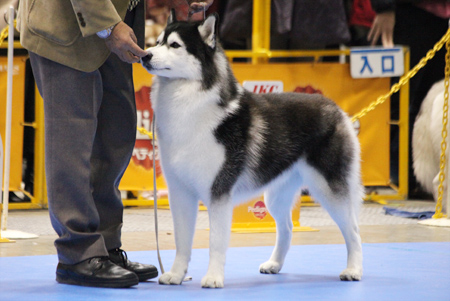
[
  {"x1": 242, "y1": 81, "x2": 284, "y2": 93},
  {"x1": 350, "y1": 47, "x2": 404, "y2": 79}
]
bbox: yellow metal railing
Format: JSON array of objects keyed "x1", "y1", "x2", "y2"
[
  {"x1": 2, "y1": 0, "x2": 418, "y2": 209},
  {"x1": 230, "y1": 0, "x2": 410, "y2": 202}
]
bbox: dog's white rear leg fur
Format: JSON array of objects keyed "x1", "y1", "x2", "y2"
[
  {"x1": 306, "y1": 173, "x2": 363, "y2": 281},
  {"x1": 201, "y1": 198, "x2": 233, "y2": 288},
  {"x1": 335, "y1": 211, "x2": 363, "y2": 281},
  {"x1": 260, "y1": 174, "x2": 300, "y2": 274},
  {"x1": 159, "y1": 182, "x2": 198, "y2": 285},
  {"x1": 319, "y1": 195, "x2": 362, "y2": 280}
]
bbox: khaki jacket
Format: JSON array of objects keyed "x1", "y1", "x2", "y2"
[{"x1": 17, "y1": 0, "x2": 138, "y2": 72}]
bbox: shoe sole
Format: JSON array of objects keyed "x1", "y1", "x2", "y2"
[
  {"x1": 56, "y1": 272, "x2": 139, "y2": 288},
  {"x1": 136, "y1": 270, "x2": 159, "y2": 282}
]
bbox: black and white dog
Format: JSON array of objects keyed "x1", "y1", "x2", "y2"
[{"x1": 141, "y1": 12, "x2": 363, "y2": 288}]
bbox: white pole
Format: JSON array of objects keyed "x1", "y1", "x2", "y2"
[
  {"x1": 1, "y1": 6, "x2": 15, "y2": 230},
  {"x1": 339, "y1": 44, "x2": 346, "y2": 64},
  {"x1": 0, "y1": 7, "x2": 38, "y2": 239}
]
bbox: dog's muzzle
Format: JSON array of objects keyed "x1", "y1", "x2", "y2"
[
  {"x1": 141, "y1": 53, "x2": 152, "y2": 64},
  {"x1": 141, "y1": 53, "x2": 153, "y2": 71}
]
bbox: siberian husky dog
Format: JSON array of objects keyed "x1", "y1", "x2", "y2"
[
  {"x1": 413, "y1": 79, "x2": 447, "y2": 212},
  {"x1": 141, "y1": 12, "x2": 364, "y2": 288}
]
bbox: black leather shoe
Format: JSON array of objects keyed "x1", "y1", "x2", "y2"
[
  {"x1": 56, "y1": 257, "x2": 139, "y2": 288},
  {"x1": 108, "y1": 248, "x2": 158, "y2": 282}
]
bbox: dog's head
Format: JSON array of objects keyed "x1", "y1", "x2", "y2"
[{"x1": 141, "y1": 10, "x2": 218, "y2": 82}]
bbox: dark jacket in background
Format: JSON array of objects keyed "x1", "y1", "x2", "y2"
[{"x1": 221, "y1": 0, "x2": 350, "y2": 49}]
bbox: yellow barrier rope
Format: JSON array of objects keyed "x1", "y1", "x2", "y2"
[
  {"x1": 137, "y1": 127, "x2": 154, "y2": 139},
  {"x1": 350, "y1": 27, "x2": 450, "y2": 218},
  {"x1": 0, "y1": 26, "x2": 9, "y2": 45},
  {"x1": 433, "y1": 38, "x2": 450, "y2": 219},
  {"x1": 351, "y1": 27, "x2": 450, "y2": 123},
  {"x1": 0, "y1": 20, "x2": 16, "y2": 46}
]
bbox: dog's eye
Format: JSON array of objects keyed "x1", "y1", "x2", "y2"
[{"x1": 170, "y1": 42, "x2": 181, "y2": 49}]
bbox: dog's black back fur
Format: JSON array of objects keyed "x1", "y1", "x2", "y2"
[{"x1": 212, "y1": 90, "x2": 353, "y2": 199}]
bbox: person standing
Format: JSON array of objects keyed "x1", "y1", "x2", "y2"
[{"x1": 17, "y1": 0, "x2": 212, "y2": 288}]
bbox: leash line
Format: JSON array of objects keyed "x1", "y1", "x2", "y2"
[
  {"x1": 152, "y1": 114, "x2": 165, "y2": 274},
  {"x1": 151, "y1": 116, "x2": 192, "y2": 281}
]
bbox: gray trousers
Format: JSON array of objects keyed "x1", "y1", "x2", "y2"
[{"x1": 29, "y1": 50, "x2": 136, "y2": 265}]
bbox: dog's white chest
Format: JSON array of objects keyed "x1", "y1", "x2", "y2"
[{"x1": 152, "y1": 79, "x2": 227, "y2": 195}]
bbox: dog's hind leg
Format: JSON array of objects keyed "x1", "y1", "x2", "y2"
[
  {"x1": 331, "y1": 199, "x2": 363, "y2": 282},
  {"x1": 259, "y1": 172, "x2": 301, "y2": 274},
  {"x1": 201, "y1": 197, "x2": 234, "y2": 288},
  {"x1": 159, "y1": 180, "x2": 199, "y2": 285},
  {"x1": 305, "y1": 168, "x2": 363, "y2": 281}
]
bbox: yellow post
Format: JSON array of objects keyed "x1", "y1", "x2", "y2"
[
  {"x1": 8, "y1": 85, "x2": 46, "y2": 210},
  {"x1": 397, "y1": 48, "x2": 410, "y2": 198},
  {"x1": 33, "y1": 86, "x2": 47, "y2": 208},
  {"x1": 251, "y1": 0, "x2": 270, "y2": 63}
]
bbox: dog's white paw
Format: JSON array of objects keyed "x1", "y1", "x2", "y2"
[
  {"x1": 158, "y1": 272, "x2": 185, "y2": 285},
  {"x1": 259, "y1": 260, "x2": 282, "y2": 274},
  {"x1": 339, "y1": 268, "x2": 363, "y2": 281},
  {"x1": 201, "y1": 274, "x2": 224, "y2": 288}
]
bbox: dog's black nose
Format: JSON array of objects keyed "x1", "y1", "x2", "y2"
[{"x1": 141, "y1": 53, "x2": 152, "y2": 63}]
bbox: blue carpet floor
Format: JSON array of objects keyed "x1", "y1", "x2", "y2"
[{"x1": 1, "y1": 242, "x2": 449, "y2": 300}]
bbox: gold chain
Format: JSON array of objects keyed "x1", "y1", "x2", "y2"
[
  {"x1": 0, "y1": 20, "x2": 16, "y2": 46},
  {"x1": 434, "y1": 38, "x2": 450, "y2": 219},
  {"x1": 0, "y1": 25, "x2": 10, "y2": 46},
  {"x1": 137, "y1": 127, "x2": 154, "y2": 139},
  {"x1": 351, "y1": 28, "x2": 450, "y2": 123}
]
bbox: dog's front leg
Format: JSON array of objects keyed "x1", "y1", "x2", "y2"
[
  {"x1": 201, "y1": 197, "x2": 233, "y2": 288},
  {"x1": 159, "y1": 183, "x2": 198, "y2": 285}
]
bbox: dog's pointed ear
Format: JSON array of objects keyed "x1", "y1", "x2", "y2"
[
  {"x1": 167, "y1": 9, "x2": 177, "y2": 25},
  {"x1": 198, "y1": 14, "x2": 218, "y2": 49}
]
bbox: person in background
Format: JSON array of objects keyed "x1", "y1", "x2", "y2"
[
  {"x1": 347, "y1": 0, "x2": 376, "y2": 46},
  {"x1": 220, "y1": 0, "x2": 350, "y2": 62},
  {"x1": 271, "y1": 0, "x2": 350, "y2": 51},
  {"x1": 16, "y1": 0, "x2": 212, "y2": 288},
  {"x1": 368, "y1": 0, "x2": 449, "y2": 198},
  {"x1": 144, "y1": 0, "x2": 217, "y2": 47}
]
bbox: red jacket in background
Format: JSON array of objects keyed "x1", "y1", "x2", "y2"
[{"x1": 349, "y1": 0, "x2": 376, "y2": 28}]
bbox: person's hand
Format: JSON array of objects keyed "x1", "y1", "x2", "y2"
[
  {"x1": 367, "y1": 11, "x2": 395, "y2": 48},
  {"x1": 187, "y1": 0, "x2": 213, "y2": 15},
  {"x1": 105, "y1": 21, "x2": 148, "y2": 64}
]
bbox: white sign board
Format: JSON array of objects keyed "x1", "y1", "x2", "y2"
[
  {"x1": 350, "y1": 47, "x2": 404, "y2": 79},
  {"x1": 243, "y1": 81, "x2": 284, "y2": 93}
]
